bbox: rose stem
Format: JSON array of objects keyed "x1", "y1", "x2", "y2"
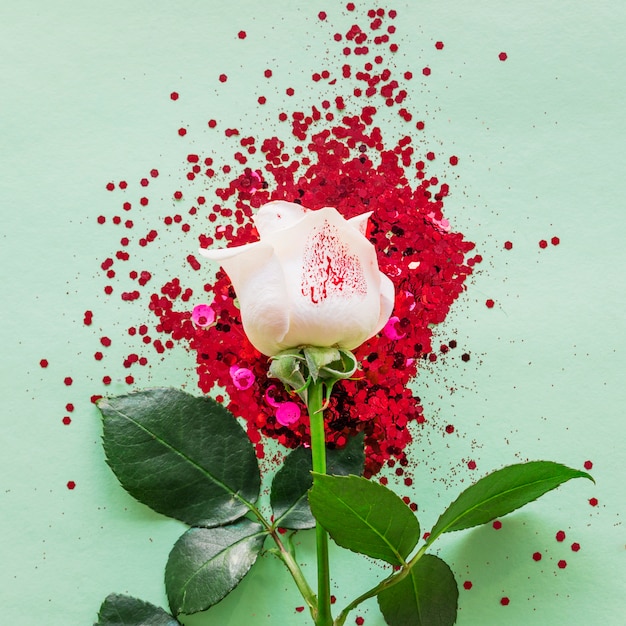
[{"x1": 308, "y1": 380, "x2": 333, "y2": 626}]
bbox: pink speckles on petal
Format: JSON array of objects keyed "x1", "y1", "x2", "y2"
[
  {"x1": 383, "y1": 316, "x2": 406, "y2": 340},
  {"x1": 229, "y1": 366, "x2": 255, "y2": 390},
  {"x1": 191, "y1": 303, "x2": 216, "y2": 327},
  {"x1": 276, "y1": 402, "x2": 301, "y2": 426}
]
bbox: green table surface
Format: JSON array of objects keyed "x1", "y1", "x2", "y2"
[{"x1": 1, "y1": 1, "x2": 624, "y2": 624}]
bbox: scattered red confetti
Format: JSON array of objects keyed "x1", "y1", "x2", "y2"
[
  {"x1": 170, "y1": 92, "x2": 179, "y2": 101},
  {"x1": 355, "y1": 618, "x2": 364, "y2": 626},
  {"x1": 551, "y1": 236, "x2": 560, "y2": 246},
  {"x1": 583, "y1": 460, "x2": 593, "y2": 470},
  {"x1": 237, "y1": 31, "x2": 246, "y2": 39},
  {"x1": 557, "y1": 560, "x2": 567, "y2": 569},
  {"x1": 445, "y1": 425, "x2": 455, "y2": 434},
  {"x1": 100, "y1": 337, "x2": 111, "y2": 347},
  {"x1": 498, "y1": 52, "x2": 508, "y2": 61},
  {"x1": 39, "y1": 359, "x2": 49, "y2": 368},
  {"x1": 500, "y1": 597, "x2": 510, "y2": 606},
  {"x1": 64, "y1": 377, "x2": 73, "y2": 386},
  {"x1": 504, "y1": 241, "x2": 513, "y2": 250},
  {"x1": 556, "y1": 530, "x2": 566, "y2": 542},
  {"x1": 571, "y1": 542, "x2": 581, "y2": 552},
  {"x1": 463, "y1": 581, "x2": 473, "y2": 590},
  {"x1": 493, "y1": 520, "x2": 502, "y2": 530},
  {"x1": 346, "y1": 2, "x2": 355, "y2": 11},
  {"x1": 485, "y1": 299, "x2": 494, "y2": 308},
  {"x1": 66, "y1": 481, "x2": 76, "y2": 490},
  {"x1": 295, "y1": 606, "x2": 304, "y2": 613},
  {"x1": 62, "y1": 416, "x2": 71, "y2": 425},
  {"x1": 178, "y1": 128, "x2": 187, "y2": 136},
  {"x1": 467, "y1": 460, "x2": 477, "y2": 469},
  {"x1": 422, "y1": 67, "x2": 431, "y2": 76},
  {"x1": 435, "y1": 41, "x2": 444, "y2": 50},
  {"x1": 539, "y1": 239, "x2": 548, "y2": 248},
  {"x1": 219, "y1": 74, "x2": 228, "y2": 83},
  {"x1": 65, "y1": 403, "x2": 74, "y2": 412},
  {"x1": 318, "y1": 11, "x2": 327, "y2": 20},
  {"x1": 589, "y1": 497, "x2": 598, "y2": 506},
  {"x1": 105, "y1": 182, "x2": 115, "y2": 191},
  {"x1": 532, "y1": 552, "x2": 542, "y2": 561}
]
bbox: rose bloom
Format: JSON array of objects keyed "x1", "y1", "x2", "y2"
[{"x1": 199, "y1": 201, "x2": 394, "y2": 356}]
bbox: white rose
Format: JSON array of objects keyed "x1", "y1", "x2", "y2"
[{"x1": 199, "y1": 201, "x2": 395, "y2": 356}]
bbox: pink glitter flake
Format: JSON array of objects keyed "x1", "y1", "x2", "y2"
[
  {"x1": 191, "y1": 303, "x2": 216, "y2": 327},
  {"x1": 276, "y1": 402, "x2": 302, "y2": 426},
  {"x1": 229, "y1": 366, "x2": 256, "y2": 391}
]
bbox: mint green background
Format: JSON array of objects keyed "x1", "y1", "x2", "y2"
[{"x1": 1, "y1": 1, "x2": 624, "y2": 624}]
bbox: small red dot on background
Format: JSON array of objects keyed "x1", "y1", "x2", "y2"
[
  {"x1": 178, "y1": 128, "x2": 187, "y2": 136},
  {"x1": 67, "y1": 481, "x2": 76, "y2": 490},
  {"x1": 485, "y1": 299, "x2": 495, "y2": 308},
  {"x1": 106, "y1": 182, "x2": 114, "y2": 191},
  {"x1": 422, "y1": 67, "x2": 431, "y2": 76},
  {"x1": 97, "y1": 215, "x2": 105, "y2": 224},
  {"x1": 589, "y1": 497, "x2": 598, "y2": 506},
  {"x1": 140, "y1": 178, "x2": 148, "y2": 187},
  {"x1": 258, "y1": 96, "x2": 266, "y2": 104},
  {"x1": 571, "y1": 542, "x2": 581, "y2": 552},
  {"x1": 100, "y1": 337, "x2": 111, "y2": 347},
  {"x1": 62, "y1": 416, "x2": 71, "y2": 425},
  {"x1": 208, "y1": 119, "x2": 217, "y2": 128},
  {"x1": 318, "y1": 11, "x2": 327, "y2": 20},
  {"x1": 295, "y1": 607, "x2": 304, "y2": 613},
  {"x1": 264, "y1": 69, "x2": 272, "y2": 78},
  {"x1": 64, "y1": 377, "x2": 73, "y2": 386},
  {"x1": 416, "y1": 121, "x2": 425, "y2": 130},
  {"x1": 404, "y1": 71, "x2": 413, "y2": 80},
  {"x1": 219, "y1": 74, "x2": 228, "y2": 83},
  {"x1": 174, "y1": 191, "x2": 183, "y2": 200},
  {"x1": 355, "y1": 618, "x2": 364, "y2": 626},
  {"x1": 467, "y1": 460, "x2": 476, "y2": 470},
  {"x1": 435, "y1": 41, "x2": 444, "y2": 50},
  {"x1": 493, "y1": 520, "x2": 502, "y2": 530},
  {"x1": 39, "y1": 359, "x2": 48, "y2": 368},
  {"x1": 449, "y1": 155, "x2": 458, "y2": 165},
  {"x1": 557, "y1": 560, "x2": 567, "y2": 569},
  {"x1": 499, "y1": 52, "x2": 508, "y2": 61},
  {"x1": 445, "y1": 425, "x2": 454, "y2": 434},
  {"x1": 539, "y1": 239, "x2": 548, "y2": 249},
  {"x1": 556, "y1": 530, "x2": 566, "y2": 542},
  {"x1": 286, "y1": 87, "x2": 295, "y2": 96},
  {"x1": 551, "y1": 236, "x2": 560, "y2": 246},
  {"x1": 500, "y1": 597, "x2": 510, "y2": 606},
  {"x1": 170, "y1": 92, "x2": 179, "y2": 100},
  {"x1": 504, "y1": 241, "x2": 513, "y2": 250},
  {"x1": 118, "y1": 180, "x2": 127, "y2": 189},
  {"x1": 532, "y1": 551, "x2": 542, "y2": 561},
  {"x1": 237, "y1": 30, "x2": 246, "y2": 39},
  {"x1": 346, "y1": 2, "x2": 355, "y2": 10},
  {"x1": 463, "y1": 581, "x2": 472, "y2": 590},
  {"x1": 583, "y1": 460, "x2": 593, "y2": 470},
  {"x1": 125, "y1": 375, "x2": 134, "y2": 385},
  {"x1": 150, "y1": 169, "x2": 159, "y2": 178}
]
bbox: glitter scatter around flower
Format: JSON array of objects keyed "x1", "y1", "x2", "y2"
[{"x1": 94, "y1": 5, "x2": 477, "y2": 476}]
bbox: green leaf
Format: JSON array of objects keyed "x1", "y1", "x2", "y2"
[
  {"x1": 377, "y1": 555, "x2": 458, "y2": 626},
  {"x1": 165, "y1": 519, "x2": 267, "y2": 616},
  {"x1": 95, "y1": 593, "x2": 179, "y2": 625},
  {"x1": 98, "y1": 388, "x2": 261, "y2": 527},
  {"x1": 427, "y1": 461, "x2": 594, "y2": 545},
  {"x1": 270, "y1": 433, "x2": 365, "y2": 529},
  {"x1": 308, "y1": 473, "x2": 420, "y2": 565}
]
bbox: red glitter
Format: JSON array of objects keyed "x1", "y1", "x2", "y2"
[
  {"x1": 504, "y1": 241, "x2": 513, "y2": 250},
  {"x1": 66, "y1": 481, "x2": 76, "y2": 490},
  {"x1": 571, "y1": 542, "x2": 580, "y2": 552},
  {"x1": 422, "y1": 67, "x2": 431, "y2": 76},
  {"x1": 589, "y1": 497, "x2": 598, "y2": 506},
  {"x1": 62, "y1": 416, "x2": 71, "y2": 425},
  {"x1": 64, "y1": 377, "x2": 73, "y2": 386},
  {"x1": 463, "y1": 581, "x2": 472, "y2": 590},
  {"x1": 500, "y1": 597, "x2": 510, "y2": 606},
  {"x1": 39, "y1": 359, "x2": 48, "y2": 368},
  {"x1": 532, "y1": 552, "x2": 542, "y2": 561},
  {"x1": 583, "y1": 460, "x2": 593, "y2": 470},
  {"x1": 539, "y1": 239, "x2": 548, "y2": 249},
  {"x1": 445, "y1": 425, "x2": 454, "y2": 434},
  {"x1": 65, "y1": 403, "x2": 74, "y2": 412},
  {"x1": 556, "y1": 530, "x2": 566, "y2": 542},
  {"x1": 499, "y1": 52, "x2": 508, "y2": 61},
  {"x1": 435, "y1": 41, "x2": 444, "y2": 50},
  {"x1": 237, "y1": 30, "x2": 246, "y2": 39},
  {"x1": 219, "y1": 74, "x2": 228, "y2": 83},
  {"x1": 355, "y1": 618, "x2": 364, "y2": 626},
  {"x1": 318, "y1": 11, "x2": 327, "y2": 20},
  {"x1": 170, "y1": 92, "x2": 179, "y2": 101},
  {"x1": 493, "y1": 520, "x2": 502, "y2": 530},
  {"x1": 551, "y1": 236, "x2": 560, "y2": 246},
  {"x1": 467, "y1": 460, "x2": 477, "y2": 469},
  {"x1": 106, "y1": 182, "x2": 114, "y2": 191},
  {"x1": 485, "y1": 299, "x2": 494, "y2": 308},
  {"x1": 295, "y1": 607, "x2": 304, "y2": 613},
  {"x1": 557, "y1": 560, "x2": 567, "y2": 569},
  {"x1": 100, "y1": 337, "x2": 112, "y2": 347},
  {"x1": 346, "y1": 2, "x2": 355, "y2": 10},
  {"x1": 178, "y1": 128, "x2": 187, "y2": 136}
]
